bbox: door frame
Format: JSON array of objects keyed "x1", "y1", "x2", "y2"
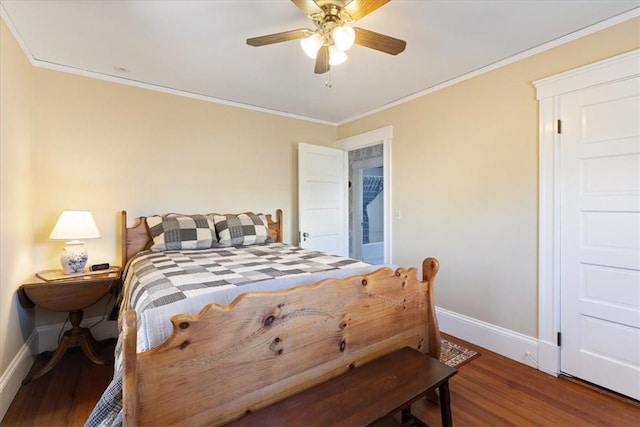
[
  {"x1": 336, "y1": 126, "x2": 393, "y2": 264},
  {"x1": 534, "y1": 49, "x2": 640, "y2": 376}
]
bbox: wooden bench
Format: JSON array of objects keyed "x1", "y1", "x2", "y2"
[{"x1": 227, "y1": 346, "x2": 457, "y2": 427}]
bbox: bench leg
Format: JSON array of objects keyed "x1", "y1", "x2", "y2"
[
  {"x1": 401, "y1": 407, "x2": 428, "y2": 427},
  {"x1": 438, "y1": 380, "x2": 453, "y2": 427}
]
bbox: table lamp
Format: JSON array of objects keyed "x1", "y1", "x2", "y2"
[{"x1": 49, "y1": 210, "x2": 101, "y2": 274}]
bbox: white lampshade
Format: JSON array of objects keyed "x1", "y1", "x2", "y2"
[
  {"x1": 329, "y1": 45, "x2": 348, "y2": 66},
  {"x1": 300, "y1": 33, "x2": 323, "y2": 59},
  {"x1": 50, "y1": 210, "x2": 101, "y2": 241},
  {"x1": 332, "y1": 26, "x2": 355, "y2": 51},
  {"x1": 50, "y1": 210, "x2": 100, "y2": 274}
]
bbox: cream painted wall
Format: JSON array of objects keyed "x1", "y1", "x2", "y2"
[
  {"x1": 337, "y1": 17, "x2": 640, "y2": 338},
  {"x1": 28, "y1": 69, "x2": 337, "y2": 326},
  {"x1": 0, "y1": 20, "x2": 35, "y2": 376}
]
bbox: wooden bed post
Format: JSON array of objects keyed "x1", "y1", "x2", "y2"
[
  {"x1": 266, "y1": 209, "x2": 283, "y2": 243},
  {"x1": 120, "y1": 210, "x2": 128, "y2": 270},
  {"x1": 122, "y1": 310, "x2": 138, "y2": 426},
  {"x1": 121, "y1": 211, "x2": 152, "y2": 268},
  {"x1": 422, "y1": 257, "x2": 441, "y2": 359}
]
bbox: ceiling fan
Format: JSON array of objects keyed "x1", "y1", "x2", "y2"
[{"x1": 246, "y1": 0, "x2": 406, "y2": 75}]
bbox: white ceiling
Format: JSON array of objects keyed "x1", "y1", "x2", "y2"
[{"x1": 2, "y1": 1, "x2": 638, "y2": 124}]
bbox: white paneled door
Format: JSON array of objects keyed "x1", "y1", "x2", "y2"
[
  {"x1": 560, "y1": 76, "x2": 640, "y2": 400},
  {"x1": 298, "y1": 143, "x2": 348, "y2": 256}
]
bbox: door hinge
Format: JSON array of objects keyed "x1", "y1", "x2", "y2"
[
  {"x1": 557, "y1": 331, "x2": 562, "y2": 347},
  {"x1": 557, "y1": 119, "x2": 562, "y2": 134}
]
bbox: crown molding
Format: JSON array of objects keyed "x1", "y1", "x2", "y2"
[{"x1": 2, "y1": 4, "x2": 638, "y2": 127}]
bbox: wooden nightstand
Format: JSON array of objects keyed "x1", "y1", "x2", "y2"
[{"x1": 18, "y1": 267, "x2": 121, "y2": 384}]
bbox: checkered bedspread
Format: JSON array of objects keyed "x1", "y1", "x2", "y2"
[{"x1": 122, "y1": 243, "x2": 368, "y2": 316}]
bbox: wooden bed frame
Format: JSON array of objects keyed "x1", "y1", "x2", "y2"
[{"x1": 119, "y1": 210, "x2": 441, "y2": 426}]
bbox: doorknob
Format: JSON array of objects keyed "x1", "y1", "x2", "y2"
[{"x1": 301, "y1": 232, "x2": 310, "y2": 242}]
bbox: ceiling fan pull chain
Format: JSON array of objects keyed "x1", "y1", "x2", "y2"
[{"x1": 325, "y1": 70, "x2": 333, "y2": 88}]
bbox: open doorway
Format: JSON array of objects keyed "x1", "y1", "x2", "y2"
[
  {"x1": 337, "y1": 126, "x2": 393, "y2": 264},
  {"x1": 349, "y1": 148, "x2": 384, "y2": 263}
]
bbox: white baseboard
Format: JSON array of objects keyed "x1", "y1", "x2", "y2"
[
  {"x1": 37, "y1": 316, "x2": 119, "y2": 353},
  {"x1": 436, "y1": 306, "x2": 559, "y2": 374},
  {"x1": 0, "y1": 331, "x2": 37, "y2": 422},
  {"x1": 537, "y1": 339, "x2": 560, "y2": 376}
]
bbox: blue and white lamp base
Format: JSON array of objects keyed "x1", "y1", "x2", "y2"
[{"x1": 61, "y1": 241, "x2": 88, "y2": 274}]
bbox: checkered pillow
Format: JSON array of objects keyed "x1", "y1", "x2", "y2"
[
  {"x1": 146, "y1": 215, "x2": 218, "y2": 251},
  {"x1": 213, "y1": 214, "x2": 271, "y2": 246}
]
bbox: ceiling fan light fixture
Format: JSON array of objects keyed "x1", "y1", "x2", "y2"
[
  {"x1": 329, "y1": 45, "x2": 348, "y2": 66},
  {"x1": 301, "y1": 32, "x2": 323, "y2": 58},
  {"x1": 332, "y1": 25, "x2": 355, "y2": 51},
  {"x1": 248, "y1": 0, "x2": 405, "y2": 76}
]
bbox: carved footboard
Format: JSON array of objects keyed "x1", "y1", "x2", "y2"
[{"x1": 122, "y1": 258, "x2": 441, "y2": 426}]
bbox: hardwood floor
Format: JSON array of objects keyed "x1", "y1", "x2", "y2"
[
  {"x1": 1, "y1": 339, "x2": 115, "y2": 427},
  {"x1": 414, "y1": 335, "x2": 640, "y2": 426},
  {"x1": 2, "y1": 335, "x2": 638, "y2": 426}
]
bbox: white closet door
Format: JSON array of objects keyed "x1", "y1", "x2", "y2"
[{"x1": 560, "y1": 76, "x2": 640, "y2": 400}]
